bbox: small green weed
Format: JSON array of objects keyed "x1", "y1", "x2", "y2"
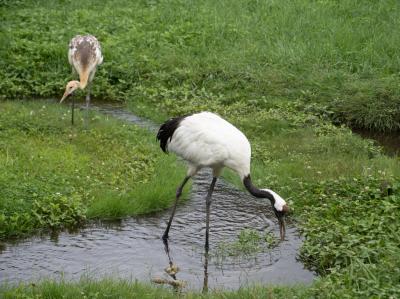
[
  {"x1": 32, "y1": 193, "x2": 86, "y2": 229},
  {"x1": 215, "y1": 229, "x2": 279, "y2": 261}
]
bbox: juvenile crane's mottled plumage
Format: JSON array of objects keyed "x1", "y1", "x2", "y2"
[
  {"x1": 157, "y1": 112, "x2": 289, "y2": 245},
  {"x1": 60, "y1": 35, "x2": 103, "y2": 124}
]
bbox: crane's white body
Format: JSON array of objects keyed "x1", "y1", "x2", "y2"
[
  {"x1": 168, "y1": 112, "x2": 251, "y2": 179},
  {"x1": 165, "y1": 112, "x2": 286, "y2": 212}
]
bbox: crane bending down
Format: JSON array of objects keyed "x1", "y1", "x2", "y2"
[
  {"x1": 157, "y1": 112, "x2": 289, "y2": 249},
  {"x1": 60, "y1": 35, "x2": 103, "y2": 125}
]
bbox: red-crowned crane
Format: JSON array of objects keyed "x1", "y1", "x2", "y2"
[
  {"x1": 157, "y1": 111, "x2": 289, "y2": 251},
  {"x1": 60, "y1": 35, "x2": 103, "y2": 125}
]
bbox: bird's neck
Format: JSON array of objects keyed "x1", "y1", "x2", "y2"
[
  {"x1": 79, "y1": 69, "x2": 89, "y2": 89},
  {"x1": 243, "y1": 175, "x2": 274, "y2": 202}
]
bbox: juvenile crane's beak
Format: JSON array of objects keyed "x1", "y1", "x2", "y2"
[{"x1": 60, "y1": 91, "x2": 69, "y2": 103}]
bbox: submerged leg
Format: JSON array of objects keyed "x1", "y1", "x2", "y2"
[
  {"x1": 203, "y1": 177, "x2": 217, "y2": 293},
  {"x1": 162, "y1": 175, "x2": 191, "y2": 273},
  {"x1": 162, "y1": 237, "x2": 175, "y2": 279},
  {"x1": 162, "y1": 175, "x2": 191, "y2": 241}
]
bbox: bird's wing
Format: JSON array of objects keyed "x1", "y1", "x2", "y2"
[
  {"x1": 168, "y1": 112, "x2": 251, "y2": 172},
  {"x1": 68, "y1": 35, "x2": 82, "y2": 66},
  {"x1": 87, "y1": 35, "x2": 103, "y2": 65},
  {"x1": 169, "y1": 122, "x2": 229, "y2": 167},
  {"x1": 68, "y1": 35, "x2": 103, "y2": 71}
]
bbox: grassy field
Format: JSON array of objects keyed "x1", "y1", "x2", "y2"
[
  {"x1": 1, "y1": 0, "x2": 400, "y2": 298},
  {"x1": 0, "y1": 101, "x2": 188, "y2": 239},
  {"x1": 1, "y1": 0, "x2": 400, "y2": 131}
]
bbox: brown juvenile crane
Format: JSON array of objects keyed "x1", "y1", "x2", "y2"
[{"x1": 60, "y1": 35, "x2": 103, "y2": 125}]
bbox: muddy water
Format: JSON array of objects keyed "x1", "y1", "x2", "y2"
[
  {"x1": 0, "y1": 104, "x2": 315, "y2": 290},
  {"x1": 352, "y1": 128, "x2": 400, "y2": 156}
]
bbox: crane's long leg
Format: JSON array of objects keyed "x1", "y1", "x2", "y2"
[
  {"x1": 70, "y1": 67, "x2": 75, "y2": 126},
  {"x1": 84, "y1": 83, "x2": 91, "y2": 129},
  {"x1": 163, "y1": 175, "x2": 191, "y2": 241},
  {"x1": 71, "y1": 94, "x2": 75, "y2": 125},
  {"x1": 203, "y1": 177, "x2": 217, "y2": 293},
  {"x1": 162, "y1": 175, "x2": 191, "y2": 273}
]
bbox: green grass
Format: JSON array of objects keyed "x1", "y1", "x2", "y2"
[
  {"x1": 0, "y1": 100, "x2": 189, "y2": 239},
  {"x1": 1, "y1": 0, "x2": 400, "y2": 131},
  {"x1": 87, "y1": 155, "x2": 187, "y2": 218},
  {"x1": 0, "y1": 278, "x2": 311, "y2": 299}
]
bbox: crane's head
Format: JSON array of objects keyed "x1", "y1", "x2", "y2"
[
  {"x1": 243, "y1": 176, "x2": 289, "y2": 241},
  {"x1": 60, "y1": 80, "x2": 80, "y2": 103},
  {"x1": 263, "y1": 189, "x2": 289, "y2": 241}
]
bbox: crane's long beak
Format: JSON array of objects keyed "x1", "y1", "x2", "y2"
[
  {"x1": 60, "y1": 92, "x2": 69, "y2": 103},
  {"x1": 279, "y1": 217, "x2": 286, "y2": 241}
]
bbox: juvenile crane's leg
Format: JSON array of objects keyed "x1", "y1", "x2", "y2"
[
  {"x1": 70, "y1": 67, "x2": 75, "y2": 126},
  {"x1": 84, "y1": 82, "x2": 91, "y2": 128},
  {"x1": 71, "y1": 94, "x2": 75, "y2": 125},
  {"x1": 203, "y1": 177, "x2": 217, "y2": 293},
  {"x1": 163, "y1": 176, "x2": 191, "y2": 241}
]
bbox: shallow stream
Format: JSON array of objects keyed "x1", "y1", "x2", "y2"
[{"x1": 0, "y1": 104, "x2": 315, "y2": 290}]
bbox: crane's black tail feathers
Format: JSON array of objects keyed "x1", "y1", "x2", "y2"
[{"x1": 157, "y1": 114, "x2": 190, "y2": 153}]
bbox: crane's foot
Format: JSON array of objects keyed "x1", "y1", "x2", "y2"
[
  {"x1": 152, "y1": 277, "x2": 186, "y2": 289},
  {"x1": 165, "y1": 263, "x2": 180, "y2": 276}
]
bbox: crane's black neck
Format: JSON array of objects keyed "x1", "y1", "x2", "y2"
[{"x1": 243, "y1": 175, "x2": 275, "y2": 203}]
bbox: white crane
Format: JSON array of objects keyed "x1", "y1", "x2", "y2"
[
  {"x1": 60, "y1": 35, "x2": 103, "y2": 125},
  {"x1": 157, "y1": 112, "x2": 290, "y2": 255}
]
